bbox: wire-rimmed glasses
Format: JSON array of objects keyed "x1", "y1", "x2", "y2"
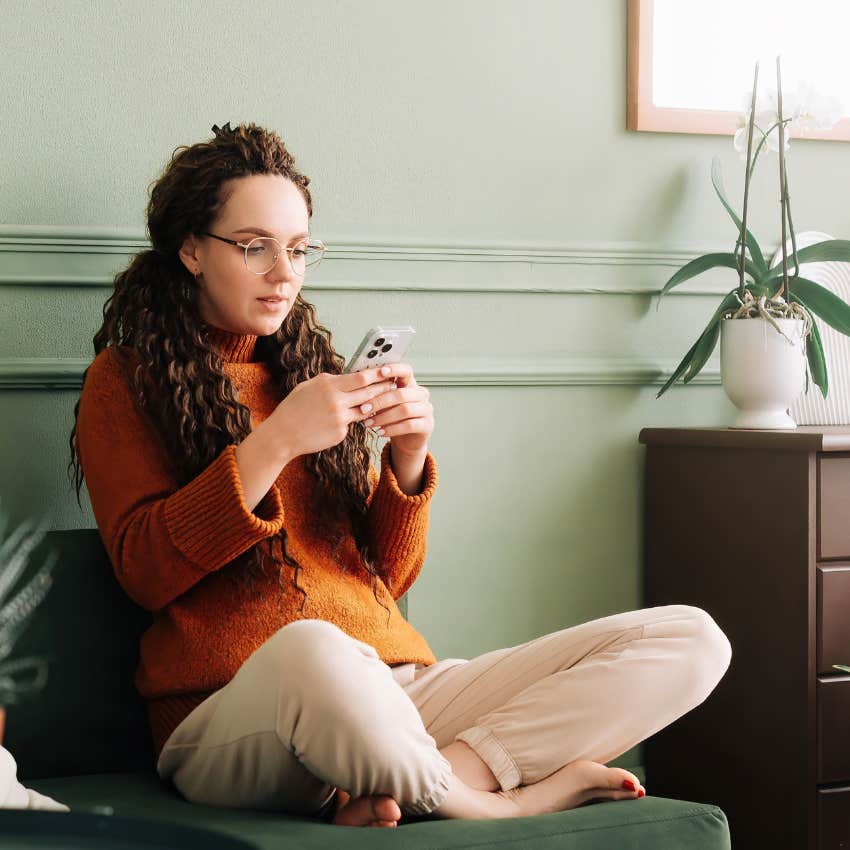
[{"x1": 203, "y1": 232, "x2": 325, "y2": 276}]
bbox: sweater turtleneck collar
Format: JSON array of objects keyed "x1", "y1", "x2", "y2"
[{"x1": 202, "y1": 324, "x2": 260, "y2": 364}]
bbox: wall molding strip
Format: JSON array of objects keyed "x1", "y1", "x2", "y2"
[
  {"x1": 0, "y1": 226, "x2": 751, "y2": 296},
  {"x1": 0, "y1": 357, "x2": 721, "y2": 390}
]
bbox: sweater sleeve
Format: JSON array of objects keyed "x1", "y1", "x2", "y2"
[
  {"x1": 75, "y1": 348, "x2": 285, "y2": 612},
  {"x1": 365, "y1": 442, "x2": 438, "y2": 600}
]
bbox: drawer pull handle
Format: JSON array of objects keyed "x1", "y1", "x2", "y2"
[{"x1": 832, "y1": 664, "x2": 850, "y2": 673}]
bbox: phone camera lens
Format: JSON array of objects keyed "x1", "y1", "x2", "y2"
[
  {"x1": 367, "y1": 350, "x2": 378, "y2": 359},
  {"x1": 381, "y1": 344, "x2": 393, "y2": 353},
  {"x1": 374, "y1": 338, "x2": 385, "y2": 346}
]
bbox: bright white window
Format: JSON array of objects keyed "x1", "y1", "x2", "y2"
[
  {"x1": 653, "y1": 0, "x2": 849, "y2": 112},
  {"x1": 629, "y1": 0, "x2": 850, "y2": 139}
]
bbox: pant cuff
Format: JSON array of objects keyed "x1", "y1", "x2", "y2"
[
  {"x1": 455, "y1": 725, "x2": 522, "y2": 790},
  {"x1": 401, "y1": 752, "x2": 453, "y2": 816}
]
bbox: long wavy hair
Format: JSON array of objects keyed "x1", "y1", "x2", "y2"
[{"x1": 68, "y1": 121, "x2": 388, "y2": 618}]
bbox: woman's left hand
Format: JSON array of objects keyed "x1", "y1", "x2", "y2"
[{"x1": 356, "y1": 363, "x2": 434, "y2": 455}]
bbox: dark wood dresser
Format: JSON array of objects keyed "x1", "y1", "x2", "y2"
[{"x1": 640, "y1": 427, "x2": 850, "y2": 850}]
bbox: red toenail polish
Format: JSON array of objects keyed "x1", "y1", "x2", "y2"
[
  {"x1": 622, "y1": 779, "x2": 636, "y2": 791},
  {"x1": 638, "y1": 789, "x2": 645, "y2": 797}
]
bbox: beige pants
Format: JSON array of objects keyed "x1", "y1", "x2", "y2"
[{"x1": 157, "y1": 604, "x2": 731, "y2": 816}]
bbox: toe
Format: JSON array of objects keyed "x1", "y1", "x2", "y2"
[
  {"x1": 371, "y1": 795, "x2": 402, "y2": 822},
  {"x1": 614, "y1": 769, "x2": 641, "y2": 791}
]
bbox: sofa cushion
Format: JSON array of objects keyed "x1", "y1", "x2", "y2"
[
  {"x1": 0, "y1": 809, "x2": 254, "y2": 849},
  {"x1": 5, "y1": 529, "x2": 154, "y2": 779},
  {"x1": 28, "y1": 771, "x2": 731, "y2": 850}
]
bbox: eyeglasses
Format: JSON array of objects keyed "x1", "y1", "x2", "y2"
[{"x1": 202, "y1": 232, "x2": 325, "y2": 276}]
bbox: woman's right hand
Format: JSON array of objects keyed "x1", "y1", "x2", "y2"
[{"x1": 268, "y1": 367, "x2": 398, "y2": 458}]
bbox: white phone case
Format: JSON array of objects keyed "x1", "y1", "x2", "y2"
[{"x1": 344, "y1": 326, "x2": 417, "y2": 373}]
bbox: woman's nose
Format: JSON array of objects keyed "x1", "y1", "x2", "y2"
[{"x1": 267, "y1": 251, "x2": 298, "y2": 282}]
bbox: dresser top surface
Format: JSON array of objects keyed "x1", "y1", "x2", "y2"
[{"x1": 639, "y1": 426, "x2": 850, "y2": 452}]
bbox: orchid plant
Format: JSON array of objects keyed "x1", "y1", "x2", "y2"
[
  {"x1": 0, "y1": 507, "x2": 56, "y2": 744},
  {"x1": 657, "y1": 59, "x2": 850, "y2": 399}
]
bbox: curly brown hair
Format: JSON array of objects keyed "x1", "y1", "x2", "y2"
[{"x1": 67, "y1": 121, "x2": 389, "y2": 618}]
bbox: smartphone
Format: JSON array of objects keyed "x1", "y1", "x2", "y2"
[{"x1": 344, "y1": 326, "x2": 417, "y2": 373}]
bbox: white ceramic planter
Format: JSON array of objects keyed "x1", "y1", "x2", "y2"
[{"x1": 720, "y1": 317, "x2": 807, "y2": 430}]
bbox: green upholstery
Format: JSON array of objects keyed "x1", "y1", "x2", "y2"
[
  {"x1": 27, "y1": 772, "x2": 731, "y2": 850},
  {"x1": 8, "y1": 529, "x2": 731, "y2": 848},
  {"x1": 6, "y1": 530, "x2": 154, "y2": 778}
]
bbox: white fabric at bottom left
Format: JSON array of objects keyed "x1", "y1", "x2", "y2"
[{"x1": 0, "y1": 746, "x2": 69, "y2": 811}]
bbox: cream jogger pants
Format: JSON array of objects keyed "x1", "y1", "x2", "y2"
[{"x1": 156, "y1": 604, "x2": 732, "y2": 817}]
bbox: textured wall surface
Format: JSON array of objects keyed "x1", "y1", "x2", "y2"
[{"x1": 3, "y1": 0, "x2": 850, "y2": 773}]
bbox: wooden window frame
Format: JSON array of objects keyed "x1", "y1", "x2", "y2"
[{"x1": 627, "y1": 0, "x2": 850, "y2": 142}]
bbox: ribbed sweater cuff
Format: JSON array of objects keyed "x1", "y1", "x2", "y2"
[
  {"x1": 164, "y1": 444, "x2": 285, "y2": 571},
  {"x1": 368, "y1": 443, "x2": 437, "y2": 559}
]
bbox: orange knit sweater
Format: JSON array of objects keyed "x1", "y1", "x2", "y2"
[{"x1": 75, "y1": 325, "x2": 438, "y2": 762}]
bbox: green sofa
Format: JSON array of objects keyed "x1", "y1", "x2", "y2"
[{"x1": 2, "y1": 529, "x2": 731, "y2": 849}]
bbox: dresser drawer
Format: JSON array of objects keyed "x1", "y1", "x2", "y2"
[
  {"x1": 818, "y1": 566, "x2": 850, "y2": 674},
  {"x1": 819, "y1": 786, "x2": 850, "y2": 850},
  {"x1": 819, "y1": 676, "x2": 850, "y2": 783},
  {"x1": 819, "y1": 457, "x2": 850, "y2": 559}
]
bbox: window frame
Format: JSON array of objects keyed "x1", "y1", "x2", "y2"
[{"x1": 626, "y1": 0, "x2": 850, "y2": 142}]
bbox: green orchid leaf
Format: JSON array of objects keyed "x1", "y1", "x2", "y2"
[
  {"x1": 790, "y1": 294, "x2": 828, "y2": 398},
  {"x1": 743, "y1": 280, "x2": 770, "y2": 299},
  {"x1": 789, "y1": 277, "x2": 850, "y2": 335},
  {"x1": 711, "y1": 156, "x2": 768, "y2": 275},
  {"x1": 683, "y1": 321, "x2": 720, "y2": 384},
  {"x1": 656, "y1": 338, "x2": 700, "y2": 399},
  {"x1": 807, "y1": 316, "x2": 828, "y2": 398},
  {"x1": 660, "y1": 253, "x2": 756, "y2": 298},
  {"x1": 766, "y1": 240, "x2": 850, "y2": 283},
  {"x1": 656, "y1": 290, "x2": 740, "y2": 398}
]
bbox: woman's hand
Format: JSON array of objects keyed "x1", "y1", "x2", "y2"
[
  {"x1": 268, "y1": 367, "x2": 398, "y2": 459},
  {"x1": 357, "y1": 363, "x2": 434, "y2": 495},
  {"x1": 356, "y1": 363, "x2": 434, "y2": 456}
]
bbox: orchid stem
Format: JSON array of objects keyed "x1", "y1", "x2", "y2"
[
  {"x1": 748, "y1": 118, "x2": 792, "y2": 180},
  {"x1": 784, "y1": 169, "x2": 799, "y2": 287},
  {"x1": 777, "y1": 56, "x2": 789, "y2": 301},
  {"x1": 740, "y1": 61, "x2": 759, "y2": 300}
]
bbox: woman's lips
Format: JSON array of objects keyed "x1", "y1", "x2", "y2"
[{"x1": 257, "y1": 297, "x2": 287, "y2": 310}]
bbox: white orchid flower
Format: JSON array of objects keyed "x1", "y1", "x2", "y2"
[
  {"x1": 733, "y1": 101, "x2": 788, "y2": 158},
  {"x1": 790, "y1": 81, "x2": 843, "y2": 130},
  {"x1": 734, "y1": 83, "x2": 842, "y2": 155}
]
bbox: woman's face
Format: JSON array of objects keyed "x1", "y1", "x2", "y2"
[{"x1": 179, "y1": 173, "x2": 311, "y2": 337}]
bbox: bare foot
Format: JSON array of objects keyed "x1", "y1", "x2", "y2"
[
  {"x1": 331, "y1": 789, "x2": 402, "y2": 827},
  {"x1": 435, "y1": 760, "x2": 645, "y2": 820},
  {"x1": 502, "y1": 760, "x2": 646, "y2": 817}
]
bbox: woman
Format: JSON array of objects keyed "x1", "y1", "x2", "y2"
[{"x1": 69, "y1": 122, "x2": 732, "y2": 828}]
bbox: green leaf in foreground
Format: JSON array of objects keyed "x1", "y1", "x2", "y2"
[
  {"x1": 711, "y1": 156, "x2": 768, "y2": 275},
  {"x1": 790, "y1": 277, "x2": 850, "y2": 335},
  {"x1": 683, "y1": 321, "x2": 720, "y2": 384},
  {"x1": 807, "y1": 316, "x2": 828, "y2": 398},
  {"x1": 656, "y1": 290, "x2": 740, "y2": 398},
  {"x1": 766, "y1": 240, "x2": 850, "y2": 283},
  {"x1": 660, "y1": 253, "x2": 757, "y2": 298},
  {"x1": 790, "y1": 293, "x2": 828, "y2": 398}
]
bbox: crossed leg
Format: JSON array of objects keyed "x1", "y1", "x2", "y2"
[{"x1": 333, "y1": 604, "x2": 729, "y2": 825}]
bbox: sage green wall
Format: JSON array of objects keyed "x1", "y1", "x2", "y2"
[{"x1": 3, "y1": 1, "x2": 850, "y2": 773}]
